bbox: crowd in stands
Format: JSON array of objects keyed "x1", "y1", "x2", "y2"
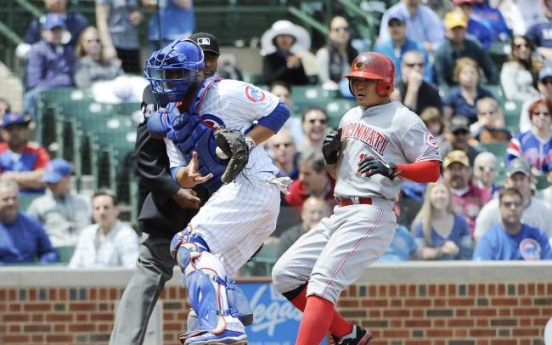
[{"x1": 2, "y1": 0, "x2": 552, "y2": 271}]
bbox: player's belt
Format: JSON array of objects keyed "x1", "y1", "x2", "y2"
[{"x1": 337, "y1": 197, "x2": 372, "y2": 207}]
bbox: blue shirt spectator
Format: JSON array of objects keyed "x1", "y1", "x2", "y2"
[
  {"x1": 378, "y1": 225, "x2": 419, "y2": 262},
  {"x1": 0, "y1": 180, "x2": 58, "y2": 265},
  {"x1": 443, "y1": 86, "x2": 495, "y2": 122},
  {"x1": 23, "y1": 12, "x2": 88, "y2": 48},
  {"x1": 453, "y1": 0, "x2": 495, "y2": 50},
  {"x1": 148, "y1": 0, "x2": 195, "y2": 52},
  {"x1": 413, "y1": 214, "x2": 473, "y2": 260},
  {"x1": 473, "y1": 224, "x2": 552, "y2": 260},
  {"x1": 379, "y1": 1, "x2": 445, "y2": 52},
  {"x1": 472, "y1": 0, "x2": 511, "y2": 42}
]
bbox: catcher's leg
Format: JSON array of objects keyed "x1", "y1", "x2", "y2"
[{"x1": 170, "y1": 231, "x2": 250, "y2": 345}]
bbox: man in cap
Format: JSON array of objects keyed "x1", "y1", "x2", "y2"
[
  {"x1": 433, "y1": 10, "x2": 498, "y2": 87},
  {"x1": 0, "y1": 113, "x2": 50, "y2": 194},
  {"x1": 26, "y1": 158, "x2": 92, "y2": 248},
  {"x1": 452, "y1": 0, "x2": 494, "y2": 49},
  {"x1": 440, "y1": 115, "x2": 482, "y2": 166},
  {"x1": 189, "y1": 32, "x2": 220, "y2": 78},
  {"x1": 474, "y1": 158, "x2": 552, "y2": 241},
  {"x1": 473, "y1": 187, "x2": 552, "y2": 260},
  {"x1": 443, "y1": 150, "x2": 492, "y2": 236},
  {"x1": 519, "y1": 66, "x2": 552, "y2": 133},
  {"x1": 374, "y1": 11, "x2": 432, "y2": 82}
]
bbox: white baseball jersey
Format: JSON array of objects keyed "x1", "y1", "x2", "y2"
[
  {"x1": 165, "y1": 79, "x2": 284, "y2": 275},
  {"x1": 335, "y1": 101, "x2": 442, "y2": 201}
]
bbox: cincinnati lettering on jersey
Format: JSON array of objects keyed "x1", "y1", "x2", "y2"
[{"x1": 342, "y1": 122, "x2": 389, "y2": 155}]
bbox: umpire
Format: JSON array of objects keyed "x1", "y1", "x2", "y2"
[{"x1": 109, "y1": 32, "x2": 221, "y2": 345}]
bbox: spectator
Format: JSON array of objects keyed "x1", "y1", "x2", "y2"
[
  {"x1": 268, "y1": 129, "x2": 300, "y2": 180},
  {"x1": 379, "y1": 0, "x2": 445, "y2": 55},
  {"x1": 261, "y1": 20, "x2": 311, "y2": 86},
  {"x1": 397, "y1": 181, "x2": 427, "y2": 229},
  {"x1": 0, "y1": 113, "x2": 50, "y2": 195},
  {"x1": 216, "y1": 53, "x2": 243, "y2": 81},
  {"x1": 374, "y1": 11, "x2": 432, "y2": 83},
  {"x1": 95, "y1": 0, "x2": 143, "y2": 74},
  {"x1": 500, "y1": 35, "x2": 540, "y2": 102},
  {"x1": 525, "y1": 0, "x2": 552, "y2": 61},
  {"x1": 440, "y1": 115, "x2": 482, "y2": 166},
  {"x1": 285, "y1": 149, "x2": 335, "y2": 208},
  {"x1": 472, "y1": 0, "x2": 511, "y2": 42},
  {"x1": 74, "y1": 26, "x2": 123, "y2": 88},
  {"x1": 473, "y1": 187, "x2": 551, "y2": 260},
  {"x1": 15, "y1": 0, "x2": 89, "y2": 58},
  {"x1": 277, "y1": 196, "x2": 331, "y2": 258},
  {"x1": 497, "y1": 0, "x2": 546, "y2": 36},
  {"x1": 69, "y1": 189, "x2": 139, "y2": 268},
  {"x1": 507, "y1": 98, "x2": 552, "y2": 174},
  {"x1": 392, "y1": 50, "x2": 442, "y2": 115},
  {"x1": 434, "y1": 11, "x2": 498, "y2": 87},
  {"x1": 453, "y1": 0, "x2": 494, "y2": 50},
  {"x1": 471, "y1": 97, "x2": 511, "y2": 143},
  {"x1": 147, "y1": 0, "x2": 195, "y2": 53},
  {"x1": 442, "y1": 57, "x2": 496, "y2": 125},
  {"x1": 442, "y1": 150, "x2": 492, "y2": 235},
  {"x1": 472, "y1": 151, "x2": 501, "y2": 197},
  {"x1": 421, "y1": 107, "x2": 447, "y2": 148},
  {"x1": 24, "y1": 13, "x2": 75, "y2": 122},
  {"x1": 299, "y1": 106, "x2": 329, "y2": 154},
  {"x1": 316, "y1": 16, "x2": 358, "y2": 90},
  {"x1": 474, "y1": 158, "x2": 552, "y2": 241},
  {"x1": 377, "y1": 224, "x2": 420, "y2": 262},
  {"x1": 73, "y1": 26, "x2": 148, "y2": 103},
  {"x1": 411, "y1": 180, "x2": 472, "y2": 260},
  {"x1": 519, "y1": 66, "x2": 552, "y2": 133},
  {"x1": 0, "y1": 179, "x2": 58, "y2": 265},
  {"x1": 27, "y1": 158, "x2": 92, "y2": 247},
  {"x1": 268, "y1": 81, "x2": 304, "y2": 146}
]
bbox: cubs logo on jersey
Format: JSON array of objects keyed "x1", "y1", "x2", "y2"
[
  {"x1": 520, "y1": 238, "x2": 541, "y2": 261},
  {"x1": 245, "y1": 86, "x2": 266, "y2": 103},
  {"x1": 200, "y1": 114, "x2": 225, "y2": 130}
]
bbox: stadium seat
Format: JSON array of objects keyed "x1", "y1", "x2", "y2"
[
  {"x1": 243, "y1": 242, "x2": 279, "y2": 276},
  {"x1": 55, "y1": 245, "x2": 76, "y2": 264}
]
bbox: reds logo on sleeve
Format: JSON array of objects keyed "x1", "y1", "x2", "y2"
[
  {"x1": 244, "y1": 86, "x2": 266, "y2": 103},
  {"x1": 425, "y1": 133, "x2": 439, "y2": 150}
]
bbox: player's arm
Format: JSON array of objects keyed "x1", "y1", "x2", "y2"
[{"x1": 358, "y1": 158, "x2": 440, "y2": 182}]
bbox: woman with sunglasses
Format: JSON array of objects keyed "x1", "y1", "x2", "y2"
[
  {"x1": 500, "y1": 35, "x2": 540, "y2": 102},
  {"x1": 507, "y1": 98, "x2": 552, "y2": 175}
]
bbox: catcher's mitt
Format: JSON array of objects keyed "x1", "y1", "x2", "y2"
[{"x1": 214, "y1": 128, "x2": 250, "y2": 184}]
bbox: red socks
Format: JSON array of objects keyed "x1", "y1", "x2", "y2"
[
  {"x1": 295, "y1": 295, "x2": 334, "y2": 345},
  {"x1": 290, "y1": 286, "x2": 353, "y2": 338}
]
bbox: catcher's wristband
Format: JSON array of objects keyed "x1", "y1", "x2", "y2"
[{"x1": 245, "y1": 136, "x2": 256, "y2": 150}]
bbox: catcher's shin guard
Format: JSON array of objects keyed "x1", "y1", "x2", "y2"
[{"x1": 170, "y1": 231, "x2": 253, "y2": 334}]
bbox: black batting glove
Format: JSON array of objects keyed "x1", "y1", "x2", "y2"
[
  {"x1": 358, "y1": 156, "x2": 398, "y2": 179},
  {"x1": 322, "y1": 128, "x2": 342, "y2": 165}
]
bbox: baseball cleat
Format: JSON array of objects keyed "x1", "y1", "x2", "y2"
[
  {"x1": 183, "y1": 330, "x2": 247, "y2": 345},
  {"x1": 332, "y1": 325, "x2": 373, "y2": 345}
]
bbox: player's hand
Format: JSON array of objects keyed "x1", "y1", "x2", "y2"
[
  {"x1": 357, "y1": 155, "x2": 398, "y2": 179},
  {"x1": 322, "y1": 129, "x2": 341, "y2": 165},
  {"x1": 187, "y1": 151, "x2": 213, "y2": 186},
  {"x1": 171, "y1": 188, "x2": 201, "y2": 209}
]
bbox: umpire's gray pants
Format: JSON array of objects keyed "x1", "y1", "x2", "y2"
[{"x1": 109, "y1": 236, "x2": 175, "y2": 345}]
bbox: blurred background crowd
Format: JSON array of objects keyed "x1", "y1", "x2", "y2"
[{"x1": 0, "y1": 0, "x2": 552, "y2": 274}]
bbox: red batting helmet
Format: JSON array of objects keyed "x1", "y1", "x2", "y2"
[{"x1": 345, "y1": 52, "x2": 395, "y2": 97}]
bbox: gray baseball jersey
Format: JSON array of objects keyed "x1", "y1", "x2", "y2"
[{"x1": 335, "y1": 101, "x2": 442, "y2": 201}]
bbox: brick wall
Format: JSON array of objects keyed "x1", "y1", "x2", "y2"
[{"x1": 1, "y1": 264, "x2": 551, "y2": 345}]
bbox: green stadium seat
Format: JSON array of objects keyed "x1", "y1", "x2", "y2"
[
  {"x1": 535, "y1": 175, "x2": 550, "y2": 190},
  {"x1": 55, "y1": 245, "x2": 76, "y2": 264},
  {"x1": 243, "y1": 242, "x2": 279, "y2": 276},
  {"x1": 325, "y1": 99, "x2": 356, "y2": 129},
  {"x1": 479, "y1": 142, "x2": 509, "y2": 158}
]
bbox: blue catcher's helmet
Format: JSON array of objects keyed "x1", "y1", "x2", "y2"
[{"x1": 145, "y1": 39, "x2": 205, "y2": 103}]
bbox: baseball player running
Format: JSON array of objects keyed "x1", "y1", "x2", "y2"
[
  {"x1": 272, "y1": 52, "x2": 442, "y2": 345},
  {"x1": 144, "y1": 39, "x2": 291, "y2": 345}
]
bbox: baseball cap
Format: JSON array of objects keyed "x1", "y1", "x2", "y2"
[
  {"x1": 42, "y1": 158, "x2": 72, "y2": 184},
  {"x1": 443, "y1": 150, "x2": 470, "y2": 169},
  {"x1": 443, "y1": 11, "x2": 468, "y2": 30},
  {"x1": 388, "y1": 11, "x2": 406, "y2": 25},
  {"x1": 506, "y1": 158, "x2": 531, "y2": 177},
  {"x1": 189, "y1": 32, "x2": 220, "y2": 55},
  {"x1": 539, "y1": 66, "x2": 552, "y2": 81},
  {"x1": 450, "y1": 115, "x2": 470, "y2": 133},
  {"x1": 41, "y1": 13, "x2": 66, "y2": 30},
  {"x1": 1, "y1": 112, "x2": 31, "y2": 128}
]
